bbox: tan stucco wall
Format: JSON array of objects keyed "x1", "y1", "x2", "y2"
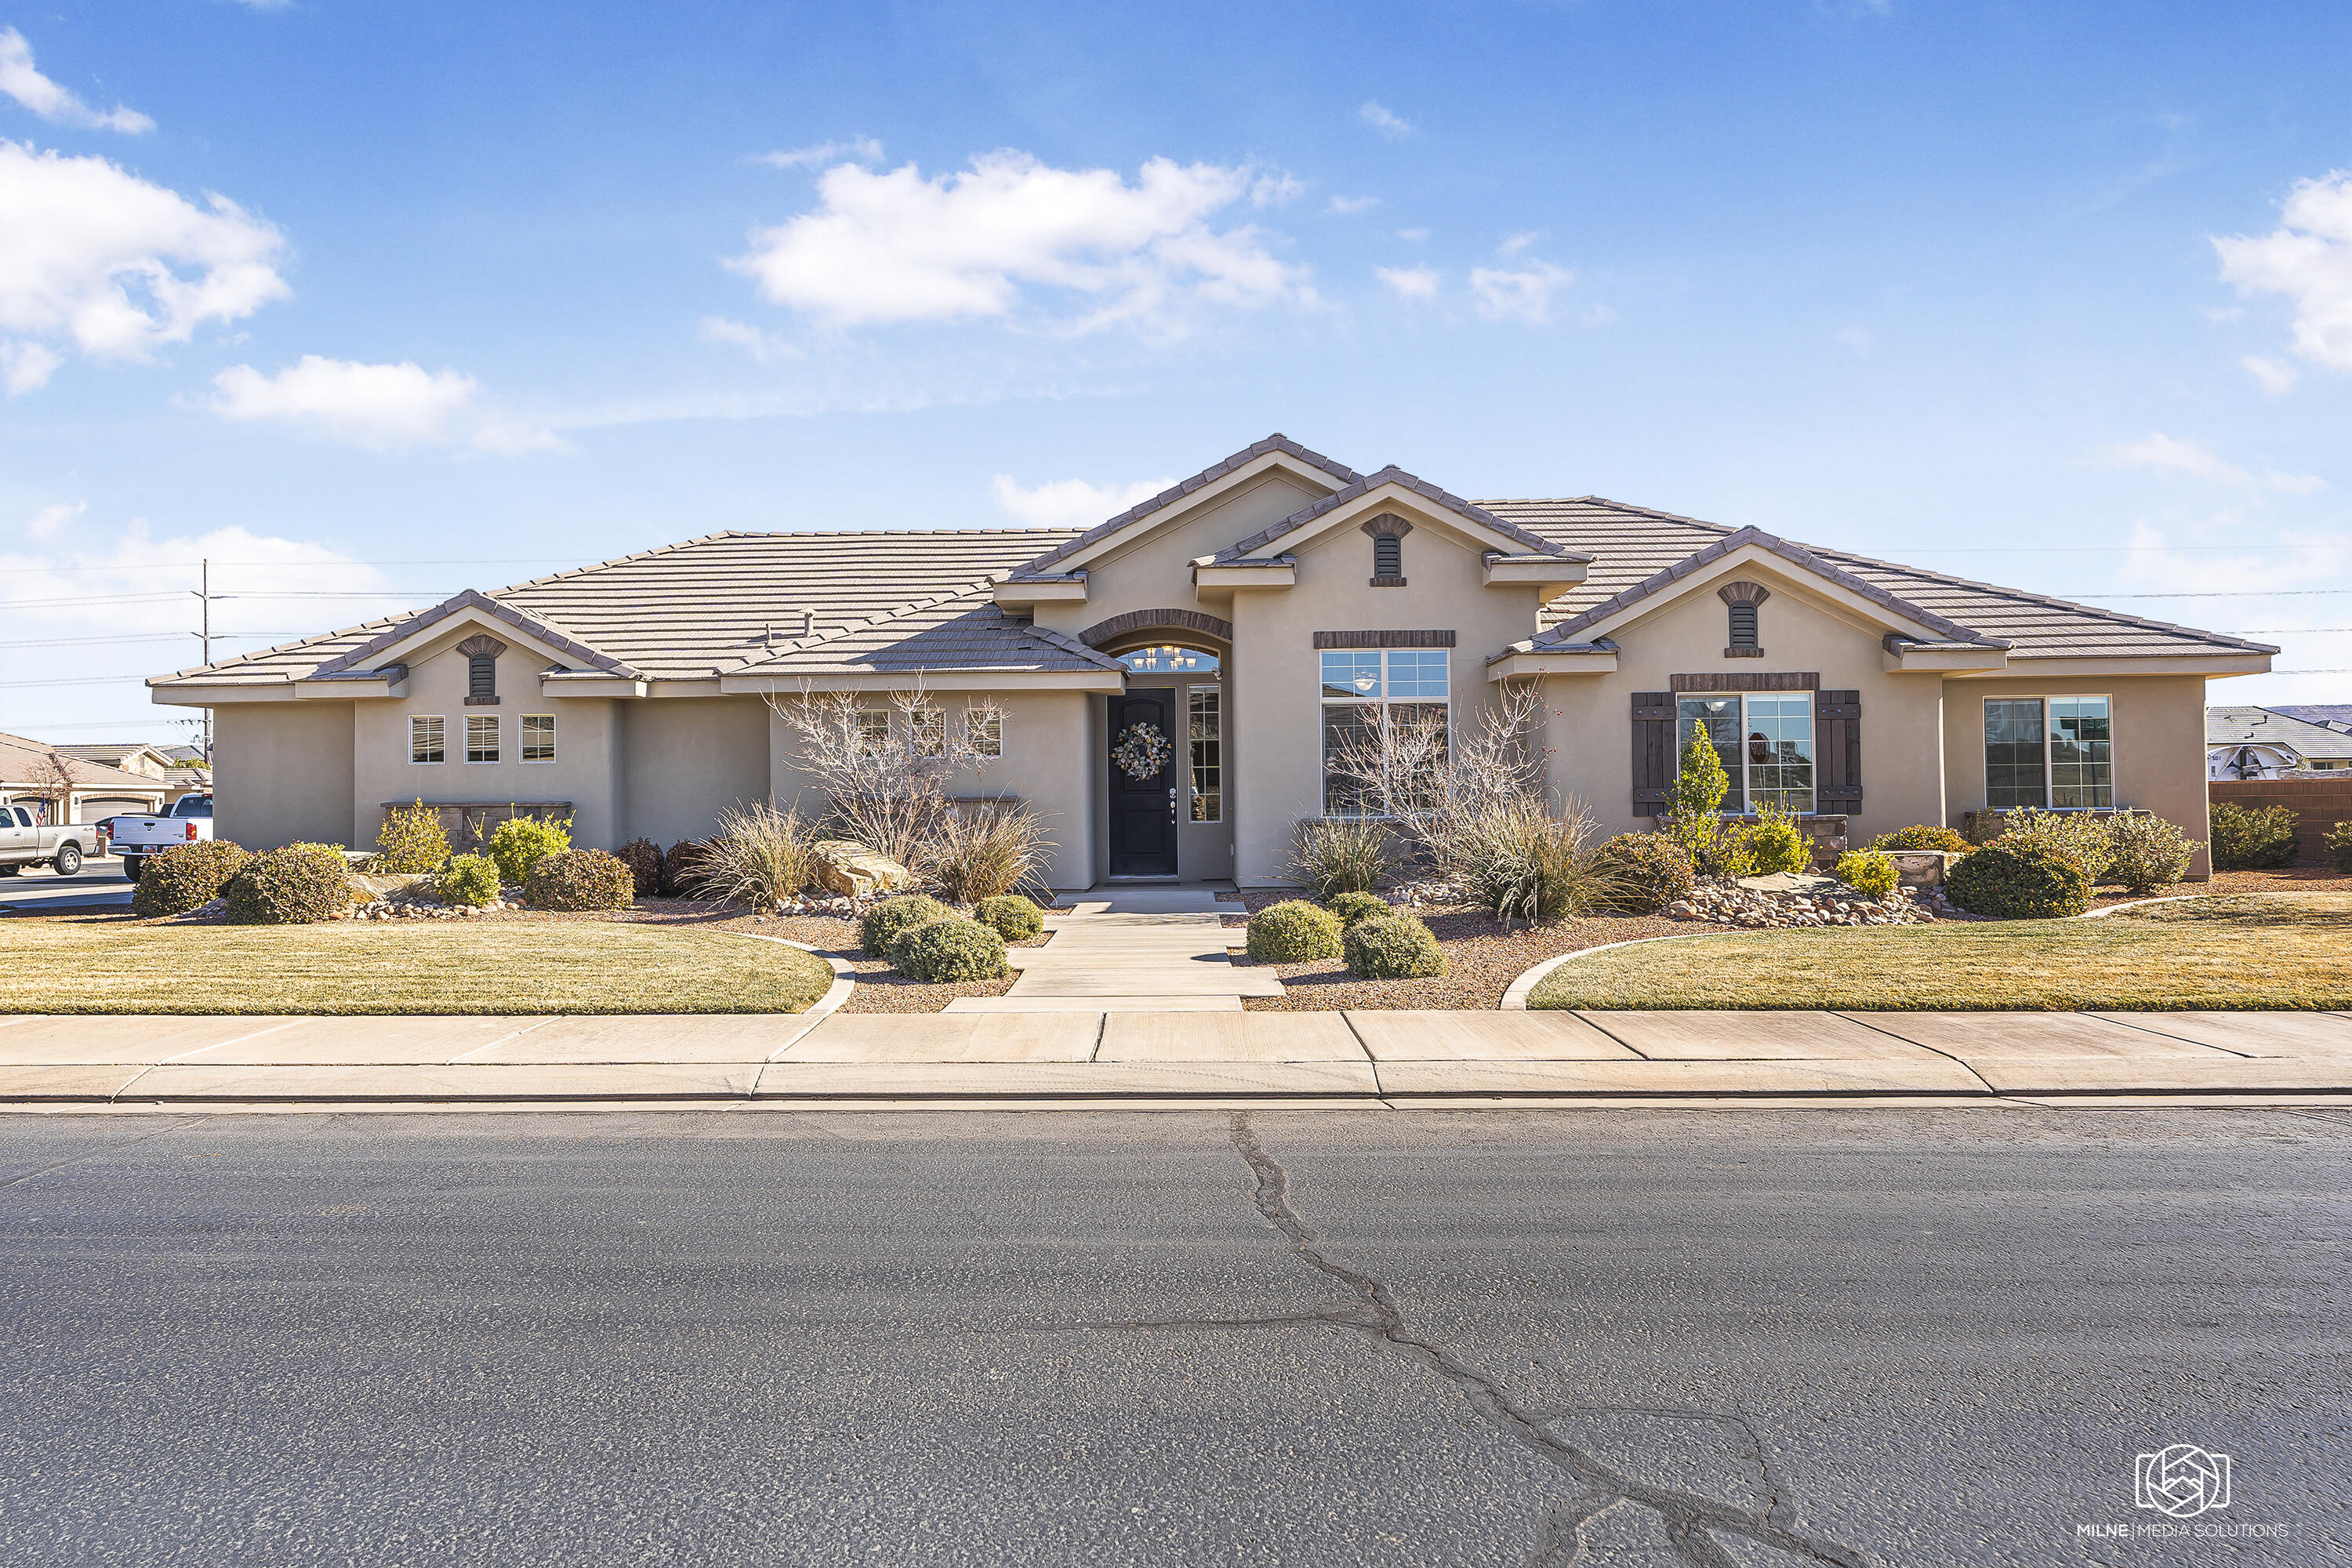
[
  {"x1": 1033, "y1": 472, "x2": 1329, "y2": 644},
  {"x1": 1541, "y1": 564, "x2": 1948, "y2": 844},
  {"x1": 358, "y1": 641, "x2": 626, "y2": 850},
  {"x1": 1940, "y1": 672, "x2": 2213, "y2": 877},
  {"x1": 624, "y1": 697, "x2": 771, "y2": 848},
  {"x1": 1229, "y1": 510, "x2": 1544, "y2": 885},
  {"x1": 214, "y1": 701, "x2": 355, "y2": 851},
  {"x1": 768, "y1": 688, "x2": 1098, "y2": 888}
]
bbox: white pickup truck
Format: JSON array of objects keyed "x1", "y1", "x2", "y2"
[
  {"x1": 109, "y1": 793, "x2": 215, "y2": 881},
  {"x1": 0, "y1": 804, "x2": 96, "y2": 878}
]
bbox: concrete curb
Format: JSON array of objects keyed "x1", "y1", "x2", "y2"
[
  {"x1": 1498, "y1": 931, "x2": 1725, "y2": 1011},
  {"x1": 722, "y1": 932, "x2": 855, "y2": 1062}
]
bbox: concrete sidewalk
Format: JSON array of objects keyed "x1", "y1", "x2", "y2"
[{"x1": 2, "y1": 1007, "x2": 2348, "y2": 1109}]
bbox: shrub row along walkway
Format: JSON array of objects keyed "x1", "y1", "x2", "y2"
[
  {"x1": 2, "y1": 1007, "x2": 2347, "y2": 1108},
  {"x1": 945, "y1": 888, "x2": 1280, "y2": 1014}
]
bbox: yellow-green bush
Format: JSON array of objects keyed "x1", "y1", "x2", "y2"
[
  {"x1": 1246, "y1": 900, "x2": 1342, "y2": 962},
  {"x1": 1835, "y1": 848, "x2": 1899, "y2": 899},
  {"x1": 372, "y1": 800, "x2": 450, "y2": 874},
  {"x1": 1740, "y1": 808, "x2": 1813, "y2": 876},
  {"x1": 1870, "y1": 824, "x2": 1971, "y2": 855},
  {"x1": 439, "y1": 854, "x2": 501, "y2": 908},
  {"x1": 1323, "y1": 891, "x2": 1390, "y2": 927},
  {"x1": 859, "y1": 894, "x2": 953, "y2": 957},
  {"x1": 1342, "y1": 913, "x2": 1446, "y2": 979},
  {"x1": 1944, "y1": 840, "x2": 2091, "y2": 920},
  {"x1": 488, "y1": 815, "x2": 571, "y2": 886},
  {"x1": 223, "y1": 843, "x2": 354, "y2": 925},
  {"x1": 972, "y1": 894, "x2": 1044, "y2": 942},
  {"x1": 890, "y1": 916, "x2": 1008, "y2": 982}
]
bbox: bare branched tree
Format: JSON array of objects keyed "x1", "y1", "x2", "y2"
[
  {"x1": 1321, "y1": 680, "x2": 1552, "y2": 853},
  {"x1": 764, "y1": 684, "x2": 1011, "y2": 872},
  {"x1": 35, "y1": 749, "x2": 79, "y2": 826}
]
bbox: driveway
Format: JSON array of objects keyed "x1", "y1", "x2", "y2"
[{"x1": 0, "y1": 858, "x2": 132, "y2": 914}]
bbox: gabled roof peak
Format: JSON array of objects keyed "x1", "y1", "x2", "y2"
[
  {"x1": 1011, "y1": 433, "x2": 1360, "y2": 577},
  {"x1": 1214, "y1": 464, "x2": 1575, "y2": 562}
]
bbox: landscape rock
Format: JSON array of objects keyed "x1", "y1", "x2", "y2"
[
  {"x1": 810, "y1": 840, "x2": 913, "y2": 898},
  {"x1": 1668, "y1": 875, "x2": 1938, "y2": 929}
]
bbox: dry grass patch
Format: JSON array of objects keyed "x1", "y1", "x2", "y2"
[
  {"x1": 1529, "y1": 894, "x2": 2352, "y2": 1012},
  {"x1": 0, "y1": 918, "x2": 835, "y2": 1016}
]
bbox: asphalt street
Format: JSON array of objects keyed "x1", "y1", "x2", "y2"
[
  {"x1": 0, "y1": 1109, "x2": 2343, "y2": 1566},
  {"x1": 0, "y1": 859, "x2": 133, "y2": 914}
]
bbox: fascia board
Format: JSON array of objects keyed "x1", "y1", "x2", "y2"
[
  {"x1": 1882, "y1": 646, "x2": 2010, "y2": 673},
  {"x1": 1578, "y1": 546, "x2": 1954, "y2": 646},
  {"x1": 347, "y1": 613, "x2": 590, "y2": 676},
  {"x1": 1483, "y1": 556, "x2": 1589, "y2": 591},
  {"x1": 148, "y1": 681, "x2": 295, "y2": 705},
  {"x1": 1046, "y1": 452, "x2": 1343, "y2": 574},
  {"x1": 1192, "y1": 559, "x2": 1295, "y2": 590},
  {"x1": 539, "y1": 675, "x2": 649, "y2": 698},
  {"x1": 1486, "y1": 652, "x2": 1619, "y2": 680},
  {"x1": 992, "y1": 576, "x2": 1089, "y2": 608},
  {"x1": 1240, "y1": 484, "x2": 1532, "y2": 562},
  {"x1": 719, "y1": 670, "x2": 1125, "y2": 694},
  {"x1": 295, "y1": 676, "x2": 407, "y2": 699},
  {"x1": 1942, "y1": 654, "x2": 2274, "y2": 680}
]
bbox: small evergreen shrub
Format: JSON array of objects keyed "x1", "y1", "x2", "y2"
[
  {"x1": 439, "y1": 854, "x2": 501, "y2": 908},
  {"x1": 1245, "y1": 900, "x2": 1342, "y2": 962},
  {"x1": 1589, "y1": 832, "x2": 1697, "y2": 913},
  {"x1": 2325, "y1": 821, "x2": 2352, "y2": 873},
  {"x1": 860, "y1": 894, "x2": 953, "y2": 958},
  {"x1": 1834, "y1": 848, "x2": 1899, "y2": 900},
  {"x1": 1944, "y1": 839, "x2": 2092, "y2": 920},
  {"x1": 972, "y1": 893, "x2": 1044, "y2": 942},
  {"x1": 1997, "y1": 807, "x2": 2114, "y2": 881},
  {"x1": 131, "y1": 839, "x2": 250, "y2": 918},
  {"x1": 372, "y1": 800, "x2": 450, "y2": 874},
  {"x1": 2209, "y1": 802, "x2": 2299, "y2": 869},
  {"x1": 1343, "y1": 913, "x2": 1447, "y2": 979},
  {"x1": 1870, "y1": 824, "x2": 1971, "y2": 855},
  {"x1": 1323, "y1": 891, "x2": 1391, "y2": 927},
  {"x1": 1741, "y1": 808, "x2": 1813, "y2": 876},
  {"x1": 615, "y1": 837, "x2": 665, "y2": 896},
  {"x1": 488, "y1": 815, "x2": 571, "y2": 885},
  {"x1": 1287, "y1": 816, "x2": 1392, "y2": 897},
  {"x1": 890, "y1": 916, "x2": 1008, "y2": 982},
  {"x1": 660, "y1": 839, "x2": 710, "y2": 897},
  {"x1": 2104, "y1": 813, "x2": 2201, "y2": 895},
  {"x1": 223, "y1": 842, "x2": 355, "y2": 925},
  {"x1": 526, "y1": 848, "x2": 635, "y2": 911}
]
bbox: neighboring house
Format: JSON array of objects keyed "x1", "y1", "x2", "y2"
[
  {"x1": 148, "y1": 434, "x2": 2271, "y2": 887},
  {"x1": 2207, "y1": 706, "x2": 2352, "y2": 779},
  {"x1": 0, "y1": 731, "x2": 169, "y2": 824},
  {"x1": 55, "y1": 742, "x2": 212, "y2": 807},
  {"x1": 2262, "y1": 703, "x2": 2352, "y2": 732}
]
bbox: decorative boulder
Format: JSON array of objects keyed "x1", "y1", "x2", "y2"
[{"x1": 811, "y1": 839, "x2": 914, "y2": 897}]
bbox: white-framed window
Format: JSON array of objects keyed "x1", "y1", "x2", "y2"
[
  {"x1": 1984, "y1": 695, "x2": 2111, "y2": 809},
  {"x1": 466, "y1": 714, "x2": 500, "y2": 764},
  {"x1": 521, "y1": 713, "x2": 556, "y2": 764},
  {"x1": 1189, "y1": 688, "x2": 1222, "y2": 822},
  {"x1": 1678, "y1": 693, "x2": 1814, "y2": 813},
  {"x1": 967, "y1": 710, "x2": 1002, "y2": 759},
  {"x1": 410, "y1": 715, "x2": 445, "y2": 765},
  {"x1": 910, "y1": 707, "x2": 946, "y2": 758},
  {"x1": 854, "y1": 710, "x2": 890, "y2": 758},
  {"x1": 1319, "y1": 648, "x2": 1449, "y2": 815}
]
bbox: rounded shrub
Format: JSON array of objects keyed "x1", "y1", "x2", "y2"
[
  {"x1": 1323, "y1": 891, "x2": 1390, "y2": 927},
  {"x1": 890, "y1": 916, "x2": 1008, "y2": 982},
  {"x1": 859, "y1": 894, "x2": 953, "y2": 958},
  {"x1": 614, "y1": 837, "x2": 665, "y2": 896},
  {"x1": 2326, "y1": 820, "x2": 2352, "y2": 874},
  {"x1": 1742, "y1": 811, "x2": 1813, "y2": 876},
  {"x1": 1870, "y1": 824, "x2": 1971, "y2": 855},
  {"x1": 372, "y1": 800, "x2": 450, "y2": 874},
  {"x1": 1590, "y1": 832, "x2": 1697, "y2": 913},
  {"x1": 1343, "y1": 913, "x2": 1446, "y2": 979},
  {"x1": 488, "y1": 815, "x2": 572, "y2": 886},
  {"x1": 223, "y1": 843, "x2": 355, "y2": 926},
  {"x1": 131, "y1": 839, "x2": 250, "y2": 918},
  {"x1": 972, "y1": 893, "x2": 1044, "y2": 942},
  {"x1": 1834, "y1": 848, "x2": 1899, "y2": 900},
  {"x1": 1944, "y1": 840, "x2": 2092, "y2": 920},
  {"x1": 660, "y1": 839, "x2": 710, "y2": 897},
  {"x1": 2104, "y1": 813, "x2": 2200, "y2": 895},
  {"x1": 439, "y1": 853, "x2": 501, "y2": 908},
  {"x1": 2209, "y1": 802, "x2": 2299, "y2": 870},
  {"x1": 526, "y1": 848, "x2": 635, "y2": 911},
  {"x1": 1245, "y1": 900, "x2": 1342, "y2": 963}
]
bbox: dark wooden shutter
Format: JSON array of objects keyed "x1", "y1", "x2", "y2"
[
  {"x1": 1815, "y1": 689, "x2": 1861, "y2": 811},
  {"x1": 1632, "y1": 691, "x2": 1673, "y2": 816}
]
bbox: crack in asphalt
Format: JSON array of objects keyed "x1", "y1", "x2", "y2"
[{"x1": 1230, "y1": 1112, "x2": 1867, "y2": 1568}]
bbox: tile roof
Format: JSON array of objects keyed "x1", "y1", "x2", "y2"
[
  {"x1": 1213, "y1": 465, "x2": 1574, "y2": 563},
  {"x1": 2265, "y1": 703, "x2": 2352, "y2": 731},
  {"x1": 1011, "y1": 434, "x2": 1359, "y2": 577},
  {"x1": 2, "y1": 731, "x2": 169, "y2": 794},
  {"x1": 1484, "y1": 497, "x2": 2276, "y2": 661},
  {"x1": 728, "y1": 593, "x2": 1123, "y2": 677},
  {"x1": 2207, "y1": 706, "x2": 2352, "y2": 760}
]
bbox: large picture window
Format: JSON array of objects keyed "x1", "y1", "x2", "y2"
[
  {"x1": 1677, "y1": 693, "x2": 1813, "y2": 814},
  {"x1": 1985, "y1": 696, "x2": 2111, "y2": 808},
  {"x1": 1320, "y1": 648, "x2": 1448, "y2": 815},
  {"x1": 1189, "y1": 688, "x2": 1222, "y2": 822}
]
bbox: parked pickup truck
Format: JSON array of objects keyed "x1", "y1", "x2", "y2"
[
  {"x1": 0, "y1": 804, "x2": 95, "y2": 878},
  {"x1": 109, "y1": 793, "x2": 214, "y2": 881}
]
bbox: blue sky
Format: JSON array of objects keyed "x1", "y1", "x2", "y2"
[{"x1": 5, "y1": 0, "x2": 2352, "y2": 741}]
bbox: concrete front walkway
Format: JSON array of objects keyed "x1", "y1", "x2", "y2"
[
  {"x1": 2, "y1": 1007, "x2": 2349, "y2": 1109},
  {"x1": 946, "y1": 887, "x2": 1278, "y2": 1014}
]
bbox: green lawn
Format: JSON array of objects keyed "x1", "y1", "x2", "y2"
[
  {"x1": 1529, "y1": 894, "x2": 2352, "y2": 1011},
  {"x1": 0, "y1": 920, "x2": 836, "y2": 1016}
]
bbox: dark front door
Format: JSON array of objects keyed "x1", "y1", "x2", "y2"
[{"x1": 1108, "y1": 689, "x2": 1178, "y2": 877}]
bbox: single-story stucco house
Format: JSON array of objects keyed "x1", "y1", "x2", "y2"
[
  {"x1": 149, "y1": 434, "x2": 2272, "y2": 886},
  {"x1": 0, "y1": 731, "x2": 169, "y2": 824}
]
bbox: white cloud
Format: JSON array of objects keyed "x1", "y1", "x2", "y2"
[
  {"x1": 25, "y1": 499, "x2": 82, "y2": 541},
  {"x1": 2096, "y1": 432, "x2": 2322, "y2": 494},
  {"x1": 989, "y1": 473, "x2": 1178, "y2": 528},
  {"x1": 0, "y1": 29, "x2": 153, "y2": 134},
  {"x1": 726, "y1": 151, "x2": 1317, "y2": 336},
  {"x1": 1249, "y1": 171, "x2": 1302, "y2": 208},
  {"x1": 2213, "y1": 169, "x2": 2352, "y2": 370},
  {"x1": 0, "y1": 140, "x2": 286, "y2": 390},
  {"x1": 1375, "y1": 265, "x2": 1439, "y2": 300},
  {"x1": 207, "y1": 355, "x2": 562, "y2": 454},
  {"x1": 0, "y1": 521, "x2": 402, "y2": 641},
  {"x1": 1395, "y1": 227, "x2": 1428, "y2": 242},
  {"x1": 2242, "y1": 354, "x2": 2298, "y2": 395},
  {"x1": 1327, "y1": 194, "x2": 1379, "y2": 216},
  {"x1": 1497, "y1": 231, "x2": 1536, "y2": 256},
  {"x1": 1469, "y1": 260, "x2": 1575, "y2": 324},
  {"x1": 695, "y1": 314, "x2": 801, "y2": 363},
  {"x1": 1359, "y1": 101, "x2": 1414, "y2": 140},
  {"x1": 759, "y1": 136, "x2": 885, "y2": 171}
]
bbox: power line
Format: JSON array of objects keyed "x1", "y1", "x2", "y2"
[
  {"x1": 2056, "y1": 589, "x2": 2352, "y2": 598},
  {"x1": 0, "y1": 590, "x2": 449, "y2": 608},
  {"x1": 0, "y1": 677, "x2": 146, "y2": 689},
  {"x1": 2, "y1": 557, "x2": 580, "y2": 574},
  {"x1": 0, "y1": 632, "x2": 300, "y2": 649}
]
